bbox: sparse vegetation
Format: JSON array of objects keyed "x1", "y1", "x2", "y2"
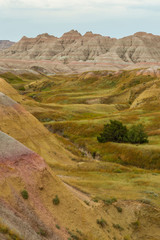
[
  {"x1": 0, "y1": 223, "x2": 23, "y2": 240},
  {"x1": 92, "y1": 198, "x2": 99, "y2": 202},
  {"x1": 96, "y1": 218, "x2": 107, "y2": 227},
  {"x1": 84, "y1": 200, "x2": 90, "y2": 205},
  {"x1": 138, "y1": 199, "x2": 152, "y2": 205},
  {"x1": 115, "y1": 206, "x2": 123, "y2": 213},
  {"x1": 56, "y1": 224, "x2": 60, "y2": 229},
  {"x1": 131, "y1": 220, "x2": 140, "y2": 229},
  {"x1": 68, "y1": 231, "x2": 79, "y2": 240},
  {"x1": 52, "y1": 195, "x2": 60, "y2": 205},
  {"x1": 21, "y1": 190, "x2": 29, "y2": 199},
  {"x1": 113, "y1": 224, "x2": 124, "y2": 231},
  {"x1": 103, "y1": 198, "x2": 117, "y2": 205},
  {"x1": 38, "y1": 229, "x2": 47, "y2": 237}
]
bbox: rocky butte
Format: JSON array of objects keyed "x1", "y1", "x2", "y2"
[{"x1": 1, "y1": 30, "x2": 160, "y2": 74}]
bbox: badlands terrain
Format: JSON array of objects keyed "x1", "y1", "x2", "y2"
[
  {"x1": 1, "y1": 30, "x2": 160, "y2": 73},
  {"x1": 0, "y1": 31, "x2": 160, "y2": 240}
]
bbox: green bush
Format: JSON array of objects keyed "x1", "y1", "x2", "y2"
[
  {"x1": 127, "y1": 124, "x2": 148, "y2": 144},
  {"x1": 97, "y1": 120, "x2": 128, "y2": 143},
  {"x1": 115, "y1": 206, "x2": 123, "y2": 213},
  {"x1": 56, "y1": 224, "x2": 60, "y2": 229},
  {"x1": 113, "y1": 224, "x2": 124, "y2": 231},
  {"x1": 53, "y1": 195, "x2": 60, "y2": 205},
  {"x1": 97, "y1": 120, "x2": 148, "y2": 144},
  {"x1": 21, "y1": 190, "x2": 29, "y2": 199},
  {"x1": 103, "y1": 198, "x2": 117, "y2": 205},
  {"x1": 38, "y1": 229, "x2": 47, "y2": 237},
  {"x1": 96, "y1": 218, "x2": 107, "y2": 227}
]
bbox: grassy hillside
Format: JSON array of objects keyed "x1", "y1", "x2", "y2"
[
  {"x1": 6, "y1": 69, "x2": 160, "y2": 169},
  {"x1": 1, "y1": 70, "x2": 160, "y2": 239}
]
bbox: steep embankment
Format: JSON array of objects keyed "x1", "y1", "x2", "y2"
[
  {"x1": 0, "y1": 77, "x2": 75, "y2": 166},
  {"x1": 0, "y1": 131, "x2": 105, "y2": 240}
]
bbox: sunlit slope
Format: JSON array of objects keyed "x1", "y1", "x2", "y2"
[
  {"x1": 0, "y1": 77, "x2": 22, "y2": 102},
  {"x1": 0, "y1": 131, "x2": 110, "y2": 240},
  {"x1": 0, "y1": 78, "x2": 75, "y2": 165},
  {"x1": 1, "y1": 131, "x2": 160, "y2": 240}
]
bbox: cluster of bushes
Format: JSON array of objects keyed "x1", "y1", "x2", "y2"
[{"x1": 97, "y1": 120, "x2": 148, "y2": 144}]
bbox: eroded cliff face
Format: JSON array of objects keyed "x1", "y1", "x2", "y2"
[
  {"x1": 2, "y1": 31, "x2": 160, "y2": 63},
  {"x1": 1, "y1": 31, "x2": 160, "y2": 73}
]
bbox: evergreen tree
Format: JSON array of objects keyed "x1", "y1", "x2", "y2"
[
  {"x1": 127, "y1": 124, "x2": 148, "y2": 144},
  {"x1": 97, "y1": 120, "x2": 148, "y2": 144},
  {"x1": 97, "y1": 120, "x2": 128, "y2": 143}
]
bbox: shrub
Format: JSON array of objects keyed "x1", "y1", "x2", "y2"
[
  {"x1": 56, "y1": 224, "x2": 60, "y2": 229},
  {"x1": 68, "y1": 231, "x2": 79, "y2": 240},
  {"x1": 131, "y1": 220, "x2": 140, "y2": 229},
  {"x1": 97, "y1": 120, "x2": 148, "y2": 144},
  {"x1": 113, "y1": 224, "x2": 124, "y2": 231},
  {"x1": 53, "y1": 195, "x2": 60, "y2": 205},
  {"x1": 96, "y1": 218, "x2": 107, "y2": 227},
  {"x1": 92, "y1": 198, "x2": 98, "y2": 202},
  {"x1": 115, "y1": 206, "x2": 123, "y2": 213},
  {"x1": 84, "y1": 200, "x2": 90, "y2": 206},
  {"x1": 103, "y1": 198, "x2": 117, "y2": 205},
  {"x1": 21, "y1": 190, "x2": 29, "y2": 199},
  {"x1": 127, "y1": 124, "x2": 148, "y2": 144},
  {"x1": 38, "y1": 229, "x2": 47, "y2": 236},
  {"x1": 114, "y1": 169, "x2": 122, "y2": 173},
  {"x1": 97, "y1": 120, "x2": 128, "y2": 143}
]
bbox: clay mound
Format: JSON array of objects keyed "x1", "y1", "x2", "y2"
[
  {"x1": 0, "y1": 131, "x2": 32, "y2": 161},
  {"x1": 0, "y1": 131, "x2": 46, "y2": 173}
]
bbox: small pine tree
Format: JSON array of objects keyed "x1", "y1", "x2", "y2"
[
  {"x1": 52, "y1": 195, "x2": 60, "y2": 205},
  {"x1": 21, "y1": 190, "x2": 29, "y2": 199},
  {"x1": 97, "y1": 120, "x2": 128, "y2": 143},
  {"x1": 127, "y1": 124, "x2": 148, "y2": 144}
]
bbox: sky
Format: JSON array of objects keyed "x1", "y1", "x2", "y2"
[{"x1": 0, "y1": 0, "x2": 160, "y2": 41}]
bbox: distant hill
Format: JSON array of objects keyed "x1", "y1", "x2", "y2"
[
  {"x1": 0, "y1": 40, "x2": 15, "y2": 49},
  {"x1": 1, "y1": 31, "x2": 160, "y2": 73}
]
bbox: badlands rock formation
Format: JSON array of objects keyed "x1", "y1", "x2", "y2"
[
  {"x1": 1, "y1": 31, "x2": 160, "y2": 73},
  {"x1": 0, "y1": 40, "x2": 14, "y2": 49}
]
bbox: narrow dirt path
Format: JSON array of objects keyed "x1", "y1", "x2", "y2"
[{"x1": 58, "y1": 176, "x2": 99, "y2": 207}]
